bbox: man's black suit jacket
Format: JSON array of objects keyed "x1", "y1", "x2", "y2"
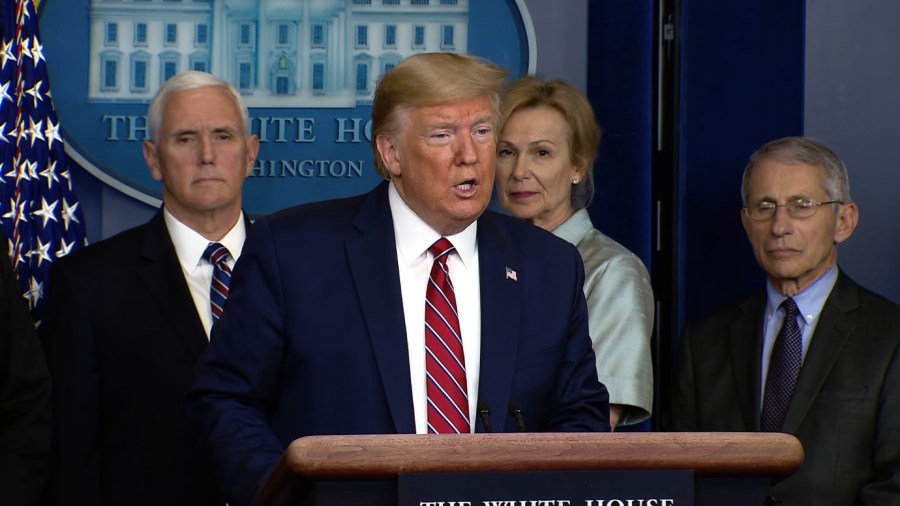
[
  {"x1": 671, "y1": 270, "x2": 900, "y2": 505},
  {"x1": 0, "y1": 236, "x2": 51, "y2": 505},
  {"x1": 41, "y1": 210, "x2": 224, "y2": 506}
]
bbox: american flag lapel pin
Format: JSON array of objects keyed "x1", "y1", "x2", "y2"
[{"x1": 505, "y1": 266, "x2": 518, "y2": 281}]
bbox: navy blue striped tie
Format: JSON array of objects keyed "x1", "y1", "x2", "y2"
[{"x1": 202, "y1": 242, "x2": 232, "y2": 322}]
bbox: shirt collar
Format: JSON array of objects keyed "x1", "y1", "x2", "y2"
[
  {"x1": 163, "y1": 207, "x2": 247, "y2": 271},
  {"x1": 551, "y1": 208, "x2": 593, "y2": 244},
  {"x1": 388, "y1": 181, "x2": 477, "y2": 267},
  {"x1": 765, "y1": 264, "x2": 839, "y2": 323}
]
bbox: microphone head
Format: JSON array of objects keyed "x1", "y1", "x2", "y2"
[
  {"x1": 508, "y1": 401, "x2": 526, "y2": 432},
  {"x1": 476, "y1": 402, "x2": 492, "y2": 433}
]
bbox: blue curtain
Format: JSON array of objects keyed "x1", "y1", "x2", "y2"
[
  {"x1": 678, "y1": 0, "x2": 805, "y2": 323},
  {"x1": 584, "y1": 0, "x2": 806, "y2": 430},
  {"x1": 586, "y1": 1, "x2": 655, "y2": 268},
  {"x1": 585, "y1": 1, "x2": 655, "y2": 432}
]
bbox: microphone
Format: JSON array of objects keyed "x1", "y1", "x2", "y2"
[
  {"x1": 477, "y1": 402, "x2": 492, "y2": 433},
  {"x1": 508, "y1": 401, "x2": 526, "y2": 432}
]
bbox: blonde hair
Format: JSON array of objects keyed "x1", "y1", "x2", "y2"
[{"x1": 371, "y1": 52, "x2": 508, "y2": 178}]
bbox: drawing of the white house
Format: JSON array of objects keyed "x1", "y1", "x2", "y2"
[{"x1": 88, "y1": 0, "x2": 469, "y2": 107}]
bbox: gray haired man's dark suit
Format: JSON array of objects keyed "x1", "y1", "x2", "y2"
[
  {"x1": 41, "y1": 210, "x2": 227, "y2": 506},
  {"x1": 0, "y1": 236, "x2": 51, "y2": 505},
  {"x1": 671, "y1": 270, "x2": 900, "y2": 505}
]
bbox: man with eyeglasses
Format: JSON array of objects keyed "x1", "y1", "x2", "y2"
[{"x1": 671, "y1": 136, "x2": 900, "y2": 505}]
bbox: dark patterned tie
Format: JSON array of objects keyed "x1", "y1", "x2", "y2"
[
  {"x1": 202, "y1": 242, "x2": 232, "y2": 322},
  {"x1": 761, "y1": 297, "x2": 803, "y2": 432},
  {"x1": 425, "y1": 238, "x2": 469, "y2": 434}
]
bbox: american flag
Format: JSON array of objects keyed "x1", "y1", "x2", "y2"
[{"x1": 0, "y1": 0, "x2": 86, "y2": 325}]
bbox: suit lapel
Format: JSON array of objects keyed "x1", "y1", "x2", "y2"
[
  {"x1": 730, "y1": 293, "x2": 767, "y2": 430},
  {"x1": 345, "y1": 183, "x2": 415, "y2": 433},
  {"x1": 782, "y1": 272, "x2": 858, "y2": 433},
  {"x1": 474, "y1": 213, "x2": 521, "y2": 432},
  {"x1": 137, "y1": 210, "x2": 209, "y2": 359}
]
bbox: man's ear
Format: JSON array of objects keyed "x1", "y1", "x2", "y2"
[
  {"x1": 834, "y1": 202, "x2": 859, "y2": 244},
  {"x1": 740, "y1": 207, "x2": 752, "y2": 238},
  {"x1": 244, "y1": 135, "x2": 260, "y2": 177},
  {"x1": 143, "y1": 141, "x2": 162, "y2": 182},
  {"x1": 376, "y1": 135, "x2": 402, "y2": 178}
]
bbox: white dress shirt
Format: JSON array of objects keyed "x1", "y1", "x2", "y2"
[
  {"x1": 164, "y1": 208, "x2": 246, "y2": 339},
  {"x1": 388, "y1": 182, "x2": 482, "y2": 433}
]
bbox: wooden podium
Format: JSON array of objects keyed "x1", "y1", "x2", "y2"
[{"x1": 257, "y1": 432, "x2": 803, "y2": 506}]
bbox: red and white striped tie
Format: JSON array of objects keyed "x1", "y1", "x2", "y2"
[{"x1": 425, "y1": 238, "x2": 469, "y2": 434}]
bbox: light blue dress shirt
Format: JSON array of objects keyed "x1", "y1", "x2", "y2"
[{"x1": 760, "y1": 264, "x2": 839, "y2": 407}]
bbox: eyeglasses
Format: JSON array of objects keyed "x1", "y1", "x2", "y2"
[{"x1": 743, "y1": 197, "x2": 842, "y2": 221}]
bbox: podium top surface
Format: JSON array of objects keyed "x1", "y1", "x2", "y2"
[{"x1": 281, "y1": 432, "x2": 803, "y2": 479}]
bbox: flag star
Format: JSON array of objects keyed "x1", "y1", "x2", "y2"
[
  {"x1": 28, "y1": 237, "x2": 54, "y2": 269},
  {"x1": 18, "y1": 37, "x2": 31, "y2": 66},
  {"x1": 19, "y1": 0, "x2": 32, "y2": 21},
  {"x1": 0, "y1": 40, "x2": 14, "y2": 71},
  {"x1": 32, "y1": 197, "x2": 58, "y2": 227},
  {"x1": 29, "y1": 36, "x2": 45, "y2": 67},
  {"x1": 61, "y1": 198, "x2": 81, "y2": 231},
  {"x1": 26, "y1": 116, "x2": 45, "y2": 146},
  {"x1": 12, "y1": 240, "x2": 25, "y2": 267},
  {"x1": 0, "y1": 122, "x2": 11, "y2": 144},
  {"x1": 13, "y1": 119, "x2": 26, "y2": 142},
  {"x1": 25, "y1": 80, "x2": 44, "y2": 109},
  {"x1": 60, "y1": 168, "x2": 73, "y2": 190},
  {"x1": 25, "y1": 275, "x2": 43, "y2": 310},
  {"x1": 25, "y1": 159, "x2": 39, "y2": 180},
  {"x1": 14, "y1": 160, "x2": 32, "y2": 183},
  {"x1": 3, "y1": 169, "x2": 19, "y2": 189},
  {"x1": 40, "y1": 160, "x2": 59, "y2": 189},
  {"x1": 0, "y1": 81, "x2": 12, "y2": 105},
  {"x1": 1, "y1": 198, "x2": 17, "y2": 221},
  {"x1": 13, "y1": 200, "x2": 29, "y2": 227},
  {"x1": 56, "y1": 238, "x2": 75, "y2": 258},
  {"x1": 44, "y1": 118, "x2": 62, "y2": 149}
]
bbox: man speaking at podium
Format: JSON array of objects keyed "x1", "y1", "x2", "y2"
[{"x1": 186, "y1": 52, "x2": 611, "y2": 506}]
